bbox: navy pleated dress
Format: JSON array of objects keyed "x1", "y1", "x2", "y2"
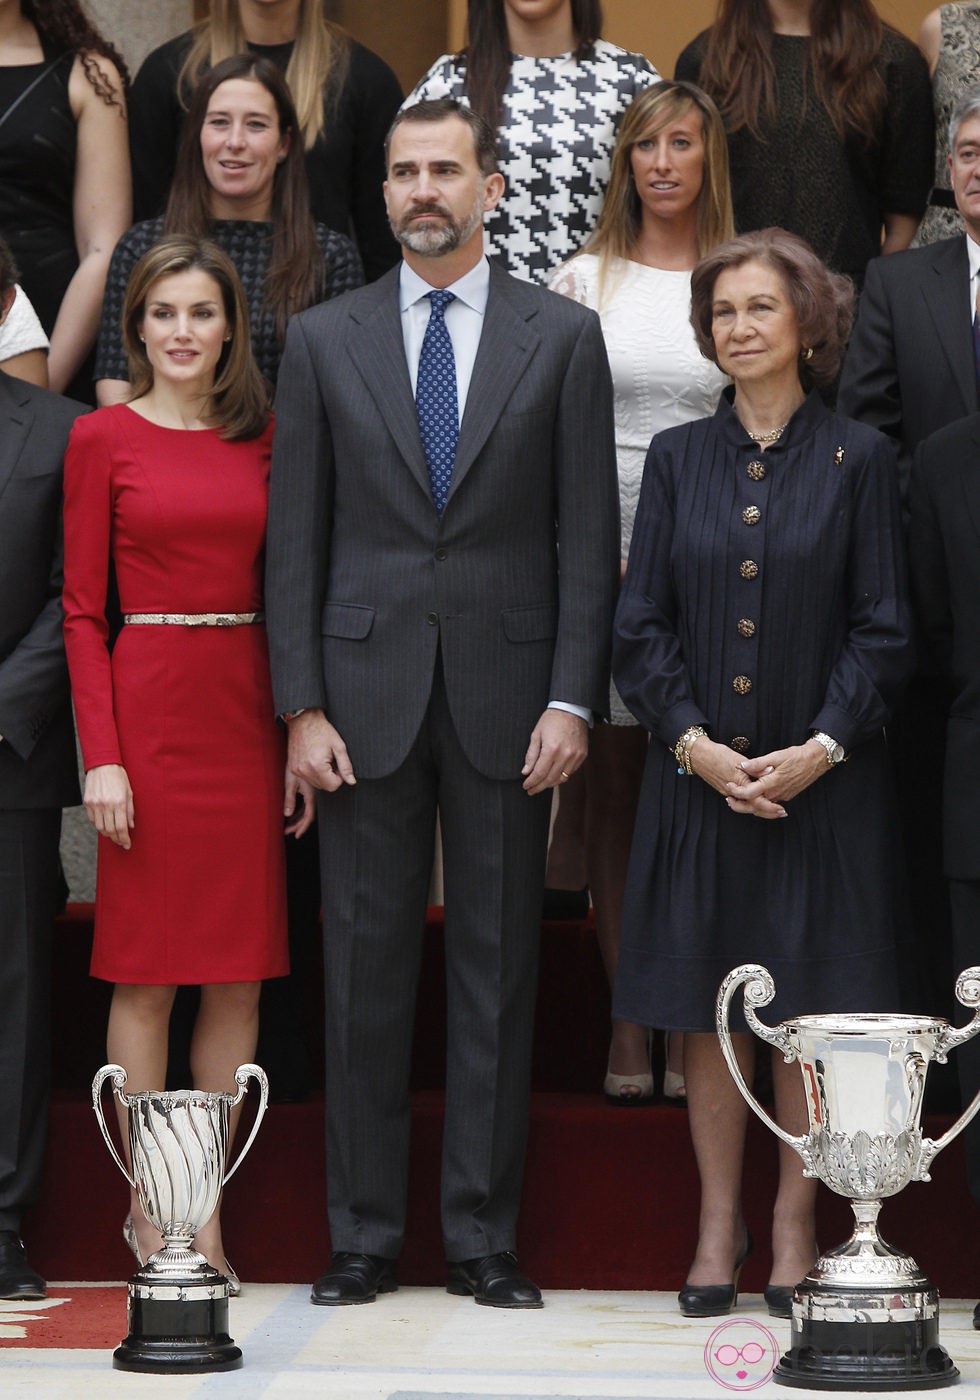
[{"x1": 612, "y1": 391, "x2": 914, "y2": 1032}]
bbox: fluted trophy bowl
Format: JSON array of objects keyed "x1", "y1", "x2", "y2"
[
  {"x1": 716, "y1": 964, "x2": 980, "y2": 1391},
  {"x1": 92, "y1": 1063, "x2": 268, "y2": 1373}
]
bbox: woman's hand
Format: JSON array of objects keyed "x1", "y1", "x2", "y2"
[
  {"x1": 725, "y1": 740, "x2": 830, "y2": 819},
  {"x1": 689, "y1": 736, "x2": 760, "y2": 798},
  {"x1": 284, "y1": 768, "x2": 316, "y2": 838},
  {"x1": 83, "y1": 764, "x2": 134, "y2": 848}
]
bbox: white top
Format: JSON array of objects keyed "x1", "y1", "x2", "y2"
[
  {"x1": 550, "y1": 253, "x2": 727, "y2": 722},
  {"x1": 408, "y1": 41, "x2": 659, "y2": 284},
  {"x1": 0, "y1": 284, "x2": 48, "y2": 362}
]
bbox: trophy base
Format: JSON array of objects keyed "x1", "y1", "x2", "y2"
[
  {"x1": 773, "y1": 1282, "x2": 958, "y2": 1391},
  {"x1": 112, "y1": 1271, "x2": 242, "y2": 1374}
]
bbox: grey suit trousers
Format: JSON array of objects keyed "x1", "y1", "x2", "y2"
[{"x1": 316, "y1": 659, "x2": 552, "y2": 1261}]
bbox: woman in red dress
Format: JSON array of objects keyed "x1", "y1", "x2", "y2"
[{"x1": 63, "y1": 235, "x2": 313, "y2": 1279}]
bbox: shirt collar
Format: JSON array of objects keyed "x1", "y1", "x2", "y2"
[
  {"x1": 399, "y1": 256, "x2": 491, "y2": 316},
  {"x1": 967, "y1": 231, "x2": 980, "y2": 287}
]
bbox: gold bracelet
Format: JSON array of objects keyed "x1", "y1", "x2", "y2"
[{"x1": 674, "y1": 725, "x2": 707, "y2": 775}]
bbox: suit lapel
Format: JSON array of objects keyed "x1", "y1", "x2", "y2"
[
  {"x1": 447, "y1": 265, "x2": 541, "y2": 505},
  {"x1": 0, "y1": 378, "x2": 32, "y2": 503},
  {"x1": 923, "y1": 238, "x2": 977, "y2": 415},
  {"x1": 346, "y1": 269, "x2": 432, "y2": 500}
]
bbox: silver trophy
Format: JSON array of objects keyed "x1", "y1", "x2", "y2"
[
  {"x1": 717, "y1": 963, "x2": 980, "y2": 1391},
  {"x1": 92, "y1": 1062, "x2": 269, "y2": 1373}
]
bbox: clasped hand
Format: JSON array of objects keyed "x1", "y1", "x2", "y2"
[{"x1": 690, "y1": 737, "x2": 829, "y2": 820}]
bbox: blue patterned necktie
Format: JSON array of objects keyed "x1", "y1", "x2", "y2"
[{"x1": 415, "y1": 289, "x2": 459, "y2": 513}]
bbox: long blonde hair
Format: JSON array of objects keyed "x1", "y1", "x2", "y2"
[
  {"x1": 580, "y1": 81, "x2": 734, "y2": 305},
  {"x1": 178, "y1": 0, "x2": 350, "y2": 150}
]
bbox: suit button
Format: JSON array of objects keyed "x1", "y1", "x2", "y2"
[
  {"x1": 737, "y1": 618, "x2": 756, "y2": 638},
  {"x1": 435, "y1": 548, "x2": 448, "y2": 561},
  {"x1": 426, "y1": 612, "x2": 438, "y2": 625},
  {"x1": 742, "y1": 505, "x2": 761, "y2": 525},
  {"x1": 739, "y1": 560, "x2": 758, "y2": 580},
  {"x1": 731, "y1": 735, "x2": 751, "y2": 752},
  {"x1": 747, "y1": 460, "x2": 766, "y2": 481},
  {"x1": 733, "y1": 675, "x2": 753, "y2": 696}
]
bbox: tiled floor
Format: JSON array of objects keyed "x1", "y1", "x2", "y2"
[{"x1": 4, "y1": 1286, "x2": 980, "y2": 1398}]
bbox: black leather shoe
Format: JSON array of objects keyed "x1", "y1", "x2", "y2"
[
  {"x1": 310, "y1": 1251, "x2": 397, "y2": 1305},
  {"x1": 973, "y1": 1301, "x2": 980, "y2": 1331},
  {"x1": 678, "y1": 1232, "x2": 752, "y2": 1318},
  {"x1": 0, "y1": 1231, "x2": 46, "y2": 1300},
  {"x1": 764, "y1": 1284, "x2": 794, "y2": 1319},
  {"x1": 446, "y1": 1251, "x2": 543, "y2": 1308}
]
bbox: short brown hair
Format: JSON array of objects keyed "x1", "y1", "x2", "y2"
[
  {"x1": 122, "y1": 235, "x2": 270, "y2": 441},
  {"x1": 689, "y1": 228, "x2": 854, "y2": 389},
  {"x1": 386, "y1": 98, "x2": 499, "y2": 178}
]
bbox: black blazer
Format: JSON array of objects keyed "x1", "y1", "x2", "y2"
[
  {"x1": 0, "y1": 374, "x2": 85, "y2": 809},
  {"x1": 909, "y1": 411, "x2": 980, "y2": 877},
  {"x1": 839, "y1": 236, "x2": 978, "y2": 495}
]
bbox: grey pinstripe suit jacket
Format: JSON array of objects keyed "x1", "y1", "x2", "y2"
[{"x1": 266, "y1": 259, "x2": 620, "y2": 782}]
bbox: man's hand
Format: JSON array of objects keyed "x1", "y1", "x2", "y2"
[
  {"x1": 521, "y1": 709, "x2": 588, "y2": 795},
  {"x1": 83, "y1": 763, "x2": 134, "y2": 849},
  {"x1": 286, "y1": 709, "x2": 356, "y2": 792},
  {"x1": 284, "y1": 768, "x2": 317, "y2": 836}
]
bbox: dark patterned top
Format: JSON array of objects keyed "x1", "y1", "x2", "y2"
[
  {"x1": 128, "y1": 34, "x2": 403, "y2": 282},
  {"x1": 676, "y1": 29, "x2": 934, "y2": 284},
  {"x1": 95, "y1": 217, "x2": 363, "y2": 389},
  {"x1": 409, "y1": 40, "x2": 659, "y2": 284},
  {"x1": 913, "y1": 2, "x2": 980, "y2": 246}
]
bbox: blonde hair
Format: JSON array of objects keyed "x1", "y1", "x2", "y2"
[
  {"x1": 581, "y1": 81, "x2": 734, "y2": 306},
  {"x1": 178, "y1": 0, "x2": 350, "y2": 150},
  {"x1": 123, "y1": 236, "x2": 270, "y2": 441}
]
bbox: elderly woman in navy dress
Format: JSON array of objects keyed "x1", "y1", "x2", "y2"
[{"x1": 613, "y1": 228, "x2": 913, "y2": 1319}]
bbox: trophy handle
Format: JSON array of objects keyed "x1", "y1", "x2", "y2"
[
  {"x1": 222, "y1": 1063, "x2": 270, "y2": 1186},
  {"x1": 716, "y1": 965, "x2": 812, "y2": 1162},
  {"x1": 91, "y1": 1063, "x2": 138, "y2": 1190},
  {"x1": 919, "y1": 967, "x2": 980, "y2": 1171}
]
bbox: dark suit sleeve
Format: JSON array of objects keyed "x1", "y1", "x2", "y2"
[
  {"x1": 908, "y1": 435, "x2": 954, "y2": 677},
  {"x1": 549, "y1": 311, "x2": 620, "y2": 716},
  {"x1": 808, "y1": 432, "x2": 915, "y2": 751},
  {"x1": 265, "y1": 314, "x2": 334, "y2": 718},
  {"x1": 838, "y1": 257, "x2": 910, "y2": 494},
  {"x1": 0, "y1": 513, "x2": 70, "y2": 761}
]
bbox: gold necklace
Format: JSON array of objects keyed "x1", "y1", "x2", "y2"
[{"x1": 745, "y1": 421, "x2": 788, "y2": 445}]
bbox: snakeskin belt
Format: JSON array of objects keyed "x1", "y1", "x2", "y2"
[{"x1": 122, "y1": 612, "x2": 265, "y2": 627}]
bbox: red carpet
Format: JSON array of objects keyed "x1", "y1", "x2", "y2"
[
  {"x1": 0, "y1": 1289, "x2": 123, "y2": 1349},
  {"x1": 25, "y1": 905, "x2": 980, "y2": 1297}
]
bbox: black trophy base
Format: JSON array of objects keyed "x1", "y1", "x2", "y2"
[
  {"x1": 113, "y1": 1282, "x2": 242, "y2": 1373},
  {"x1": 774, "y1": 1313, "x2": 958, "y2": 1390}
]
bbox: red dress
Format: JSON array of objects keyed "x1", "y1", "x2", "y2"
[{"x1": 63, "y1": 405, "x2": 288, "y2": 985}]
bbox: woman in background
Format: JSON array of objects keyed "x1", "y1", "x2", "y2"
[
  {"x1": 64, "y1": 236, "x2": 314, "y2": 1281},
  {"x1": 409, "y1": 0, "x2": 659, "y2": 285},
  {"x1": 96, "y1": 54, "x2": 362, "y2": 404},
  {"x1": 676, "y1": 0, "x2": 933, "y2": 287},
  {"x1": 0, "y1": 0, "x2": 130, "y2": 398},
  {"x1": 128, "y1": 0, "x2": 402, "y2": 281},
  {"x1": 550, "y1": 80, "x2": 730, "y2": 1104},
  {"x1": 913, "y1": 2, "x2": 980, "y2": 244}
]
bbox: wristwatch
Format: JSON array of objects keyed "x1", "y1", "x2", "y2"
[{"x1": 810, "y1": 730, "x2": 845, "y2": 766}]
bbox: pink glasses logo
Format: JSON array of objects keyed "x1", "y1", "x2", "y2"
[{"x1": 703, "y1": 1318, "x2": 779, "y2": 1390}]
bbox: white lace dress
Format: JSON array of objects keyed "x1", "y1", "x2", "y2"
[{"x1": 549, "y1": 253, "x2": 727, "y2": 723}]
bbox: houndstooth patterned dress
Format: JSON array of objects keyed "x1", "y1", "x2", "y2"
[{"x1": 409, "y1": 41, "x2": 659, "y2": 284}]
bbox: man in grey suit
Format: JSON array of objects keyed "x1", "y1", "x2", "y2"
[
  {"x1": 0, "y1": 245, "x2": 84, "y2": 1299},
  {"x1": 266, "y1": 98, "x2": 619, "y2": 1308}
]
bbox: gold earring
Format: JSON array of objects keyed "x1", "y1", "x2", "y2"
[{"x1": 802, "y1": 346, "x2": 814, "y2": 361}]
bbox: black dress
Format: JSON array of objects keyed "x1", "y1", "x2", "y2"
[
  {"x1": 94, "y1": 217, "x2": 363, "y2": 390},
  {"x1": 675, "y1": 30, "x2": 933, "y2": 286},
  {"x1": 0, "y1": 44, "x2": 85, "y2": 388},
  {"x1": 612, "y1": 393, "x2": 914, "y2": 1031},
  {"x1": 127, "y1": 33, "x2": 402, "y2": 282}
]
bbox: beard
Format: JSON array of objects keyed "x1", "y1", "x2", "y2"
[{"x1": 391, "y1": 191, "x2": 485, "y2": 256}]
